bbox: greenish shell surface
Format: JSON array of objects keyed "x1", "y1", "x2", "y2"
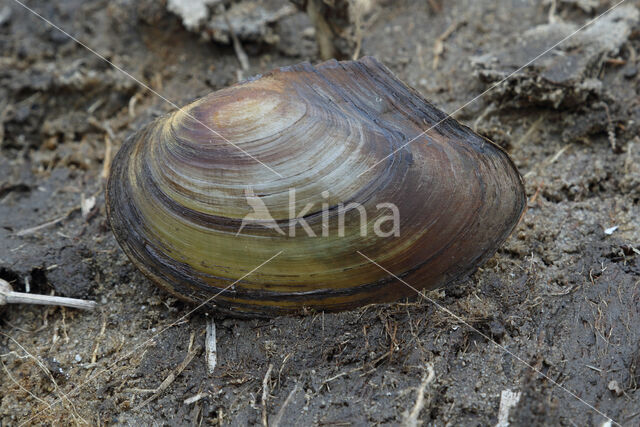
[{"x1": 106, "y1": 57, "x2": 526, "y2": 316}]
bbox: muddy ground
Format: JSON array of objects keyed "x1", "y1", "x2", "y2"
[{"x1": 1, "y1": 0, "x2": 640, "y2": 425}]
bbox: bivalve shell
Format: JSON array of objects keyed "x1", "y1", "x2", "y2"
[{"x1": 106, "y1": 57, "x2": 526, "y2": 316}]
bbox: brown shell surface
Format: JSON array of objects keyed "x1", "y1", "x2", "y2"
[{"x1": 106, "y1": 57, "x2": 526, "y2": 316}]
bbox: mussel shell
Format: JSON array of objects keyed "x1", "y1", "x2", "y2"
[{"x1": 106, "y1": 57, "x2": 525, "y2": 316}]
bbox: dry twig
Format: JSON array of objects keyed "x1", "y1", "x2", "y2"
[
  {"x1": 90, "y1": 316, "x2": 107, "y2": 364},
  {"x1": 16, "y1": 214, "x2": 69, "y2": 237},
  {"x1": 0, "y1": 278, "x2": 96, "y2": 310},
  {"x1": 222, "y1": 8, "x2": 249, "y2": 77},
  {"x1": 271, "y1": 383, "x2": 300, "y2": 427},
  {"x1": 261, "y1": 364, "x2": 274, "y2": 427},
  {"x1": 403, "y1": 364, "x2": 435, "y2": 427},
  {"x1": 102, "y1": 134, "x2": 113, "y2": 180},
  {"x1": 136, "y1": 332, "x2": 199, "y2": 410},
  {"x1": 433, "y1": 21, "x2": 464, "y2": 69},
  {"x1": 206, "y1": 317, "x2": 217, "y2": 374}
]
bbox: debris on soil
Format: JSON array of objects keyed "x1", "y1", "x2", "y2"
[
  {"x1": 556, "y1": 0, "x2": 599, "y2": 14},
  {"x1": 167, "y1": 0, "x2": 298, "y2": 48},
  {"x1": 471, "y1": 5, "x2": 639, "y2": 108},
  {"x1": 206, "y1": 0, "x2": 297, "y2": 45},
  {"x1": 0, "y1": 278, "x2": 96, "y2": 311},
  {"x1": 607, "y1": 380, "x2": 623, "y2": 397},
  {"x1": 205, "y1": 318, "x2": 217, "y2": 374},
  {"x1": 619, "y1": 138, "x2": 640, "y2": 199},
  {"x1": 273, "y1": 11, "x2": 318, "y2": 57},
  {"x1": 0, "y1": 5, "x2": 11, "y2": 26},
  {"x1": 496, "y1": 389, "x2": 522, "y2": 427},
  {"x1": 292, "y1": 0, "x2": 353, "y2": 60},
  {"x1": 166, "y1": 0, "x2": 321, "y2": 59},
  {"x1": 167, "y1": 0, "x2": 222, "y2": 31},
  {"x1": 402, "y1": 364, "x2": 435, "y2": 427},
  {"x1": 166, "y1": 0, "x2": 376, "y2": 60},
  {"x1": 292, "y1": 0, "x2": 377, "y2": 60},
  {"x1": 136, "y1": 332, "x2": 200, "y2": 410}
]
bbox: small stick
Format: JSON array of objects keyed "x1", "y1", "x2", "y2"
[
  {"x1": 15, "y1": 201, "x2": 83, "y2": 237},
  {"x1": 101, "y1": 134, "x2": 113, "y2": 180},
  {"x1": 184, "y1": 392, "x2": 208, "y2": 405},
  {"x1": 16, "y1": 215, "x2": 67, "y2": 237},
  {"x1": 136, "y1": 333, "x2": 199, "y2": 410},
  {"x1": 261, "y1": 364, "x2": 274, "y2": 427},
  {"x1": 600, "y1": 102, "x2": 617, "y2": 152},
  {"x1": 0, "y1": 278, "x2": 96, "y2": 311},
  {"x1": 496, "y1": 389, "x2": 522, "y2": 427},
  {"x1": 128, "y1": 93, "x2": 140, "y2": 118},
  {"x1": 91, "y1": 317, "x2": 108, "y2": 364},
  {"x1": 222, "y1": 8, "x2": 249, "y2": 74},
  {"x1": 87, "y1": 116, "x2": 116, "y2": 141},
  {"x1": 403, "y1": 364, "x2": 435, "y2": 427},
  {"x1": 433, "y1": 21, "x2": 464, "y2": 70},
  {"x1": 205, "y1": 318, "x2": 217, "y2": 374},
  {"x1": 548, "y1": 0, "x2": 557, "y2": 24},
  {"x1": 271, "y1": 383, "x2": 299, "y2": 427}
]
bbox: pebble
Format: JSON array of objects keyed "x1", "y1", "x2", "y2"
[
  {"x1": 623, "y1": 66, "x2": 638, "y2": 79},
  {"x1": 607, "y1": 380, "x2": 623, "y2": 397}
]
